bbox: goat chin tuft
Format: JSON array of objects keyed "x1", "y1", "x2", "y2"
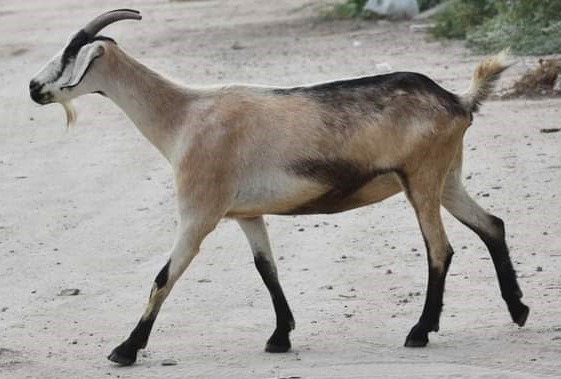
[{"x1": 61, "y1": 101, "x2": 77, "y2": 128}]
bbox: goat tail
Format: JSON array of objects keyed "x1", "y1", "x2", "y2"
[{"x1": 460, "y1": 49, "x2": 512, "y2": 113}]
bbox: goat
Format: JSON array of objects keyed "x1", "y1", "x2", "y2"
[{"x1": 29, "y1": 9, "x2": 529, "y2": 366}]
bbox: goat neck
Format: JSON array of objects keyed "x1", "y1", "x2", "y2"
[{"x1": 96, "y1": 44, "x2": 193, "y2": 163}]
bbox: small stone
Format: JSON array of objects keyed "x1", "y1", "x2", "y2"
[
  {"x1": 231, "y1": 41, "x2": 244, "y2": 50},
  {"x1": 536, "y1": 266, "x2": 543, "y2": 272},
  {"x1": 297, "y1": 228, "x2": 305, "y2": 232},
  {"x1": 338, "y1": 294, "x2": 356, "y2": 299},
  {"x1": 386, "y1": 269, "x2": 392, "y2": 274},
  {"x1": 553, "y1": 75, "x2": 561, "y2": 92},
  {"x1": 59, "y1": 288, "x2": 80, "y2": 296},
  {"x1": 375, "y1": 62, "x2": 392, "y2": 72},
  {"x1": 161, "y1": 358, "x2": 178, "y2": 366},
  {"x1": 539, "y1": 127, "x2": 560, "y2": 134}
]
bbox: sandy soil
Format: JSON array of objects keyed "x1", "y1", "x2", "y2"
[{"x1": 1, "y1": 1, "x2": 560, "y2": 378}]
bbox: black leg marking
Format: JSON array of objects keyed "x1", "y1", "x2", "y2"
[
  {"x1": 405, "y1": 246, "x2": 453, "y2": 347},
  {"x1": 108, "y1": 260, "x2": 170, "y2": 365},
  {"x1": 108, "y1": 317, "x2": 155, "y2": 365},
  {"x1": 254, "y1": 254, "x2": 295, "y2": 353},
  {"x1": 462, "y1": 216, "x2": 529, "y2": 326},
  {"x1": 155, "y1": 260, "x2": 170, "y2": 289}
]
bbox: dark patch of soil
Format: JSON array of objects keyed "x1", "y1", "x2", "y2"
[{"x1": 500, "y1": 58, "x2": 561, "y2": 99}]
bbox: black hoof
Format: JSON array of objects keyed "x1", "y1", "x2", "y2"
[
  {"x1": 404, "y1": 324, "x2": 429, "y2": 348},
  {"x1": 265, "y1": 329, "x2": 291, "y2": 353},
  {"x1": 107, "y1": 341, "x2": 138, "y2": 366},
  {"x1": 265, "y1": 341, "x2": 291, "y2": 353},
  {"x1": 509, "y1": 302, "x2": 530, "y2": 327}
]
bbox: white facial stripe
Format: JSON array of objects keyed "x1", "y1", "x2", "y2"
[{"x1": 31, "y1": 48, "x2": 65, "y2": 84}]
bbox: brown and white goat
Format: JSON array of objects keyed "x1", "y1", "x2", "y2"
[{"x1": 29, "y1": 9, "x2": 529, "y2": 366}]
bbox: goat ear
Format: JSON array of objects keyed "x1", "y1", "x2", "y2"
[{"x1": 62, "y1": 43, "x2": 105, "y2": 89}]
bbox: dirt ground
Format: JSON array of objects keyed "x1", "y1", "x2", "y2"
[{"x1": 1, "y1": 1, "x2": 560, "y2": 378}]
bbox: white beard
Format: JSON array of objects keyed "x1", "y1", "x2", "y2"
[{"x1": 61, "y1": 101, "x2": 77, "y2": 128}]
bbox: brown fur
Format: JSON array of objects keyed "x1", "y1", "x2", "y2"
[
  {"x1": 35, "y1": 36, "x2": 515, "y2": 361},
  {"x1": 92, "y1": 43, "x2": 507, "y2": 319}
]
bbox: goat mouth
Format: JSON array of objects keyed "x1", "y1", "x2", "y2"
[{"x1": 30, "y1": 90, "x2": 54, "y2": 105}]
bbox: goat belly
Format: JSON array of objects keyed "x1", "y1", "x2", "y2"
[{"x1": 279, "y1": 170, "x2": 403, "y2": 215}]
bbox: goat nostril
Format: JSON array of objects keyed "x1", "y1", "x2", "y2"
[
  {"x1": 29, "y1": 80, "x2": 49, "y2": 104},
  {"x1": 29, "y1": 81, "x2": 44, "y2": 94}
]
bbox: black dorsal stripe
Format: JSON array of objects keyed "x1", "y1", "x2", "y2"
[{"x1": 273, "y1": 72, "x2": 467, "y2": 117}]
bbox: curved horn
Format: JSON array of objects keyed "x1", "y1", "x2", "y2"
[{"x1": 83, "y1": 9, "x2": 141, "y2": 36}]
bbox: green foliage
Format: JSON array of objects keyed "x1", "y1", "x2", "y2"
[
  {"x1": 328, "y1": 0, "x2": 369, "y2": 18},
  {"x1": 431, "y1": 0, "x2": 497, "y2": 40},
  {"x1": 418, "y1": 0, "x2": 446, "y2": 12},
  {"x1": 432, "y1": 0, "x2": 561, "y2": 54}
]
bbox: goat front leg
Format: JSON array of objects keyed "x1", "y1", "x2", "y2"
[
  {"x1": 237, "y1": 216, "x2": 295, "y2": 353},
  {"x1": 108, "y1": 219, "x2": 217, "y2": 365}
]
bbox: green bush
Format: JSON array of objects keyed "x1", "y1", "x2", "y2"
[
  {"x1": 431, "y1": 0, "x2": 497, "y2": 40},
  {"x1": 418, "y1": 0, "x2": 446, "y2": 12},
  {"x1": 432, "y1": 0, "x2": 561, "y2": 54},
  {"x1": 327, "y1": 0, "x2": 369, "y2": 18}
]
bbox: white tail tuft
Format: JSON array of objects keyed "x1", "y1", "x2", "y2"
[{"x1": 461, "y1": 49, "x2": 513, "y2": 113}]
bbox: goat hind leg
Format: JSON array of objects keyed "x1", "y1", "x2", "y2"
[
  {"x1": 237, "y1": 216, "x2": 295, "y2": 353},
  {"x1": 402, "y1": 173, "x2": 454, "y2": 347},
  {"x1": 442, "y1": 175, "x2": 529, "y2": 326}
]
